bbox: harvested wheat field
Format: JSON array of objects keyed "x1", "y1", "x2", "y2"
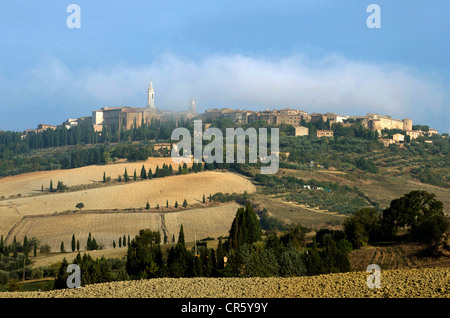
[
  {"x1": 7, "y1": 202, "x2": 242, "y2": 252},
  {"x1": 1, "y1": 267, "x2": 448, "y2": 298},
  {"x1": 0, "y1": 171, "x2": 255, "y2": 218},
  {"x1": 0, "y1": 157, "x2": 189, "y2": 199}
]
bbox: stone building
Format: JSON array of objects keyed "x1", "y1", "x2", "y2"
[
  {"x1": 317, "y1": 130, "x2": 334, "y2": 138},
  {"x1": 203, "y1": 108, "x2": 234, "y2": 121},
  {"x1": 223, "y1": 110, "x2": 250, "y2": 125},
  {"x1": 326, "y1": 112, "x2": 348, "y2": 126},
  {"x1": 36, "y1": 124, "x2": 56, "y2": 132},
  {"x1": 310, "y1": 113, "x2": 328, "y2": 124},
  {"x1": 405, "y1": 130, "x2": 422, "y2": 140},
  {"x1": 347, "y1": 113, "x2": 412, "y2": 133},
  {"x1": 100, "y1": 106, "x2": 157, "y2": 131},
  {"x1": 393, "y1": 133, "x2": 405, "y2": 142},
  {"x1": 295, "y1": 126, "x2": 309, "y2": 136},
  {"x1": 275, "y1": 114, "x2": 302, "y2": 126}
]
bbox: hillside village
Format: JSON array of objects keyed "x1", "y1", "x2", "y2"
[{"x1": 16, "y1": 81, "x2": 442, "y2": 147}]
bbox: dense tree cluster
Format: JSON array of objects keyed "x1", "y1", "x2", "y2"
[
  {"x1": 344, "y1": 190, "x2": 449, "y2": 249},
  {"x1": 54, "y1": 253, "x2": 127, "y2": 289}
]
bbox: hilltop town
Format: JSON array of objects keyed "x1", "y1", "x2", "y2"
[{"x1": 19, "y1": 81, "x2": 441, "y2": 147}]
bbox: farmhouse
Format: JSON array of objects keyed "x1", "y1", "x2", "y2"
[
  {"x1": 393, "y1": 133, "x2": 405, "y2": 142},
  {"x1": 294, "y1": 126, "x2": 309, "y2": 136},
  {"x1": 316, "y1": 130, "x2": 334, "y2": 138}
]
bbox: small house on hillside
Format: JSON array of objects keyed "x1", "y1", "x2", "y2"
[{"x1": 392, "y1": 133, "x2": 404, "y2": 142}]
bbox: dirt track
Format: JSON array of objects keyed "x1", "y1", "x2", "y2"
[{"x1": 1, "y1": 267, "x2": 449, "y2": 298}]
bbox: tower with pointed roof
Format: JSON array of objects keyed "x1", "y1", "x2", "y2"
[
  {"x1": 189, "y1": 98, "x2": 196, "y2": 114},
  {"x1": 147, "y1": 81, "x2": 155, "y2": 109}
]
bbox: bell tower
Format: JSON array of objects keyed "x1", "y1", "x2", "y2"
[
  {"x1": 147, "y1": 81, "x2": 155, "y2": 109},
  {"x1": 189, "y1": 99, "x2": 196, "y2": 113}
]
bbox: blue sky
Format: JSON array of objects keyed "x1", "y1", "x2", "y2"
[{"x1": 0, "y1": 0, "x2": 449, "y2": 132}]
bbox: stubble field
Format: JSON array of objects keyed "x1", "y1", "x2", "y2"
[
  {"x1": 0, "y1": 157, "x2": 184, "y2": 199},
  {"x1": 1, "y1": 267, "x2": 448, "y2": 298},
  {"x1": 0, "y1": 171, "x2": 254, "y2": 217},
  {"x1": 7, "y1": 202, "x2": 241, "y2": 252},
  {"x1": 0, "y1": 158, "x2": 256, "y2": 255}
]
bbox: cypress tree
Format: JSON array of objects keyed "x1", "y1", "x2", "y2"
[
  {"x1": 124, "y1": 168, "x2": 129, "y2": 182},
  {"x1": 305, "y1": 238, "x2": 324, "y2": 276},
  {"x1": 146, "y1": 201, "x2": 150, "y2": 210},
  {"x1": 141, "y1": 165, "x2": 147, "y2": 179},
  {"x1": 178, "y1": 224, "x2": 185, "y2": 247},
  {"x1": 23, "y1": 236, "x2": 29, "y2": 256},
  {"x1": 229, "y1": 207, "x2": 244, "y2": 250},
  {"x1": 123, "y1": 235, "x2": 127, "y2": 247},
  {"x1": 228, "y1": 203, "x2": 261, "y2": 250},
  {"x1": 216, "y1": 238, "x2": 225, "y2": 270},
  {"x1": 71, "y1": 234, "x2": 76, "y2": 252},
  {"x1": 119, "y1": 237, "x2": 122, "y2": 248},
  {"x1": 54, "y1": 258, "x2": 69, "y2": 289},
  {"x1": 50, "y1": 180, "x2": 54, "y2": 192},
  {"x1": 209, "y1": 248, "x2": 216, "y2": 276},
  {"x1": 103, "y1": 172, "x2": 106, "y2": 183},
  {"x1": 175, "y1": 201, "x2": 178, "y2": 208},
  {"x1": 167, "y1": 225, "x2": 190, "y2": 277},
  {"x1": 203, "y1": 194, "x2": 206, "y2": 204},
  {"x1": 182, "y1": 199, "x2": 188, "y2": 208},
  {"x1": 148, "y1": 168, "x2": 153, "y2": 179},
  {"x1": 60, "y1": 241, "x2": 65, "y2": 253},
  {"x1": 244, "y1": 202, "x2": 262, "y2": 244},
  {"x1": 133, "y1": 169, "x2": 137, "y2": 181},
  {"x1": 87, "y1": 233, "x2": 92, "y2": 250},
  {"x1": 92, "y1": 238, "x2": 98, "y2": 250},
  {"x1": 193, "y1": 253, "x2": 203, "y2": 276}
]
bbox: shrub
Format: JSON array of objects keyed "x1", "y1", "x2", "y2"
[{"x1": 40, "y1": 244, "x2": 51, "y2": 253}]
